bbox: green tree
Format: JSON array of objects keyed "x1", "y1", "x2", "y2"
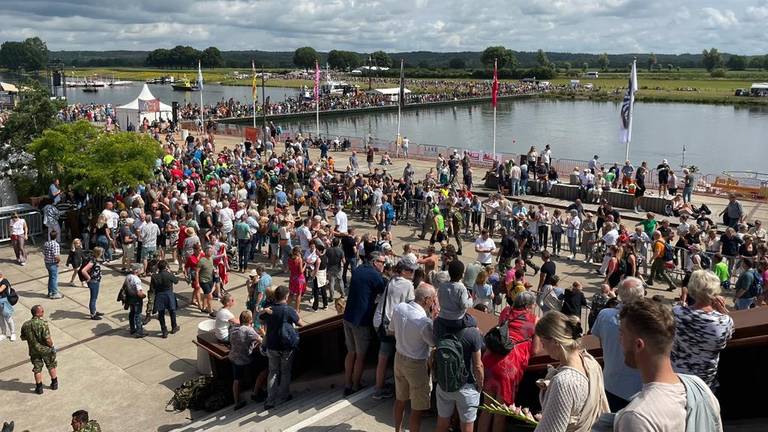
[
  {"x1": 701, "y1": 48, "x2": 723, "y2": 72},
  {"x1": 647, "y1": 53, "x2": 657, "y2": 71},
  {"x1": 748, "y1": 56, "x2": 764, "y2": 69},
  {"x1": 597, "y1": 53, "x2": 609, "y2": 71},
  {"x1": 0, "y1": 37, "x2": 48, "y2": 70},
  {"x1": 0, "y1": 81, "x2": 63, "y2": 176},
  {"x1": 145, "y1": 48, "x2": 171, "y2": 67},
  {"x1": 448, "y1": 58, "x2": 466, "y2": 69},
  {"x1": 561, "y1": 61, "x2": 571, "y2": 73},
  {"x1": 327, "y1": 50, "x2": 361, "y2": 70},
  {"x1": 480, "y1": 46, "x2": 517, "y2": 69},
  {"x1": 201, "y1": 47, "x2": 223, "y2": 68},
  {"x1": 582, "y1": 62, "x2": 589, "y2": 72},
  {"x1": 370, "y1": 50, "x2": 392, "y2": 68},
  {"x1": 726, "y1": 55, "x2": 747, "y2": 70},
  {"x1": 293, "y1": 47, "x2": 319, "y2": 70},
  {"x1": 536, "y1": 49, "x2": 551, "y2": 68},
  {"x1": 27, "y1": 121, "x2": 162, "y2": 195}
]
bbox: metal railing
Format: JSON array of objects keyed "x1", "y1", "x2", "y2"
[{"x1": 0, "y1": 204, "x2": 44, "y2": 245}]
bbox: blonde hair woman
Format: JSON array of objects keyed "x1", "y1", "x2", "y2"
[{"x1": 534, "y1": 311, "x2": 609, "y2": 431}]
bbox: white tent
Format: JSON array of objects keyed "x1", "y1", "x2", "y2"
[{"x1": 116, "y1": 84, "x2": 173, "y2": 124}]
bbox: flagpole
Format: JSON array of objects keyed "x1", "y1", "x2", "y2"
[
  {"x1": 261, "y1": 66, "x2": 267, "y2": 141},
  {"x1": 396, "y1": 59, "x2": 404, "y2": 150},
  {"x1": 251, "y1": 60, "x2": 256, "y2": 129},
  {"x1": 198, "y1": 60, "x2": 204, "y2": 135},
  {"x1": 315, "y1": 60, "x2": 320, "y2": 139},
  {"x1": 492, "y1": 59, "x2": 498, "y2": 158}
]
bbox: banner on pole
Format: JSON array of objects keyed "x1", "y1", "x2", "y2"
[
  {"x1": 398, "y1": 59, "x2": 405, "y2": 108},
  {"x1": 314, "y1": 60, "x2": 320, "y2": 101},
  {"x1": 491, "y1": 59, "x2": 499, "y2": 108},
  {"x1": 619, "y1": 60, "x2": 638, "y2": 145},
  {"x1": 251, "y1": 60, "x2": 258, "y2": 102},
  {"x1": 244, "y1": 127, "x2": 261, "y2": 143},
  {"x1": 138, "y1": 98, "x2": 160, "y2": 113}
]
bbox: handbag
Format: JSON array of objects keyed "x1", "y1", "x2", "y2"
[
  {"x1": 5, "y1": 284, "x2": 18, "y2": 306},
  {"x1": 484, "y1": 312, "x2": 530, "y2": 355}
]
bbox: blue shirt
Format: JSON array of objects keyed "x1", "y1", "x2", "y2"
[
  {"x1": 275, "y1": 191, "x2": 288, "y2": 206},
  {"x1": 343, "y1": 263, "x2": 385, "y2": 327},
  {"x1": 257, "y1": 274, "x2": 272, "y2": 306},
  {"x1": 592, "y1": 306, "x2": 643, "y2": 400}
]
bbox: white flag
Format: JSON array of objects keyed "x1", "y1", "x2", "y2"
[
  {"x1": 619, "y1": 60, "x2": 637, "y2": 145},
  {"x1": 197, "y1": 60, "x2": 204, "y2": 90}
]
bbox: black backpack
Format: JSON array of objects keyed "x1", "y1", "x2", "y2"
[
  {"x1": 434, "y1": 332, "x2": 467, "y2": 392},
  {"x1": 483, "y1": 313, "x2": 530, "y2": 355},
  {"x1": 698, "y1": 253, "x2": 712, "y2": 270}
]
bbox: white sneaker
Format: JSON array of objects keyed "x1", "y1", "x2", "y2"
[{"x1": 9, "y1": 334, "x2": 16, "y2": 342}]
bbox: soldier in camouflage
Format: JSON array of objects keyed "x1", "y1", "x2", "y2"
[
  {"x1": 19, "y1": 305, "x2": 58, "y2": 394},
  {"x1": 71, "y1": 410, "x2": 101, "y2": 432}
]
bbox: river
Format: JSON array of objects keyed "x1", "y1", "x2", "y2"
[
  {"x1": 278, "y1": 99, "x2": 768, "y2": 174},
  {"x1": 3, "y1": 74, "x2": 766, "y2": 174}
]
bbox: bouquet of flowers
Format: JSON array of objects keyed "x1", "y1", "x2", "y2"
[{"x1": 477, "y1": 392, "x2": 541, "y2": 427}]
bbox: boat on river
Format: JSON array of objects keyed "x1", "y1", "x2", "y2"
[{"x1": 171, "y1": 77, "x2": 199, "y2": 91}]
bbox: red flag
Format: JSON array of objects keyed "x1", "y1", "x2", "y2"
[
  {"x1": 491, "y1": 59, "x2": 499, "y2": 108},
  {"x1": 314, "y1": 60, "x2": 320, "y2": 102}
]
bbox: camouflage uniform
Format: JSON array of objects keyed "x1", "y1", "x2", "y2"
[
  {"x1": 76, "y1": 420, "x2": 102, "y2": 432},
  {"x1": 20, "y1": 316, "x2": 56, "y2": 373}
]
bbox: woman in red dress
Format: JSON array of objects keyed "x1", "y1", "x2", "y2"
[
  {"x1": 478, "y1": 290, "x2": 538, "y2": 432},
  {"x1": 288, "y1": 246, "x2": 306, "y2": 312}
]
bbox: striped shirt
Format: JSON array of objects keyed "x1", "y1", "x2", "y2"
[{"x1": 43, "y1": 240, "x2": 60, "y2": 264}]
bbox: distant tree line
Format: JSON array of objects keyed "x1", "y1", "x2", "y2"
[{"x1": 3, "y1": 36, "x2": 768, "y2": 73}]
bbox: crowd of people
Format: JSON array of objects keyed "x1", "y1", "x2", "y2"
[{"x1": 2, "y1": 122, "x2": 765, "y2": 432}]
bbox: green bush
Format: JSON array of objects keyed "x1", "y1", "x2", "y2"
[{"x1": 710, "y1": 68, "x2": 727, "y2": 78}]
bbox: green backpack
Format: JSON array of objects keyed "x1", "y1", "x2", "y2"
[{"x1": 434, "y1": 332, "x2": 467, "y2": 392}]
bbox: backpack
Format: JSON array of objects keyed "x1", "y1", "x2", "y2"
[
  {"x1": 747, "y1": 269, "x2": 764, "y2": 298},
  {"x1": 697, "y1": 253, "x2": 711, "y2": 270},
  {"x1": 484, "y1": 313, "x2": 529, "y2": 355},
  {"x1": 434, "y1": 332, "x2": 467, "y2": 393},
  {"x1": 663, "y1": 242, "x2": 675, "y2": 262}
]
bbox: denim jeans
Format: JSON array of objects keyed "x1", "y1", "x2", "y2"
[
  {"x1": 237, "y1": 239, "x2": 250, "y2": 271},
  {"x1": 97, "y1": 235, "x2": 111, "y2": 261},
  {"x1": 327, "y1": 268, "x2": 344, "y2": 299},
  {"x1": 266, "y1": 349, "x2": 295, "y2": 406},
  {"x1": 129, "y1": 300, "x2": 144, "y2": 333},
  {"x1": 682, "y1": 187, "x2": 693, "y2": 203},
  {"x1": 735, "y1": 297, "x2": 755, "y2": 310},
  {"x1": 343, "y1": 256, "x2": 358, "y2": 287},
  {"x1": 46, "y1": 263, "x2": 59, "y2": 297},
  {"x1": 519, "y1": 178, "x2": 528, "y2": 195},
  {"x1": 87, "y1": 280, "x2": 100, "y2": 316},
  {"x1": 510, "y1": 179, "x2": 520, "y2": 196}
]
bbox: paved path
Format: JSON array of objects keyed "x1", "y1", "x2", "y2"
[{"x1": 0, "y1": 131, "x2": 759, "y2": 431}]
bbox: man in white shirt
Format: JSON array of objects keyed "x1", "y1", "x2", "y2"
[
  {"x1": 140, "y1": 215, "x2": 160, "y2": 271},
  {"x1": 101, "y1": 201, "x2": 120, "y2": 231},
  {"x1": 474, "y1": 230, "x2": 496, "y2": 266},
  {"x1": 334, "y1": 206, "x2": 349, "y2": 235},
  {"x1": 615, "y1": 297, "x2": 722, "y2": 432},
  {"x1": 295, "y1": 219, "x2": 312, "y2": 251},
  {"x1": 126, "y1": 264, "x2": 147, "y2": 337},
  {"x1": 389, "y1": 284, "x2": 436, "y2": 432},
  {"x1": 218, "y1": 201, "x2": 235, "y2": 244},
  {"x1": 372, "y1": 257, "x2": 418, "y2": 400}
]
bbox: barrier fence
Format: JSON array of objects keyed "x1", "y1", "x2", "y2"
[{"x1": 0, "y1": 204, "x2": 44, "y2": 244}]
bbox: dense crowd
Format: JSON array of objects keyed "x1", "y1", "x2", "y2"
[{"x1": 2, "y1": 125, "x2": 765, "y2": 432}]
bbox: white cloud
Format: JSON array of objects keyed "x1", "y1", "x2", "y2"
[
  {"x1": 0, "y1": 0, "x2": 765, "y2": 54},
  {"x1": 701, "y1": 7, "x2": 738, "y2": 28}
]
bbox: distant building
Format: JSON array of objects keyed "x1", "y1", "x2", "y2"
[{"x1": 0, "y1": 82, "x2": 18, "y2": 109}]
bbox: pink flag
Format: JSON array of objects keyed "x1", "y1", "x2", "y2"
[
  {"x1": 491, "y1": 59, "x2": 499, "y2": 108},
  {"x1": 314, "y1": 60, "x2": 320, "y2": 101}
]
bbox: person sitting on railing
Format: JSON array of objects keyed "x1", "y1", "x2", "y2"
[
  {"x1": 578, "y1": 169, "x2": 595, "y2": 201},
  {"x1": 379, "y1": 151, "x2": 392, "y2": 166}
]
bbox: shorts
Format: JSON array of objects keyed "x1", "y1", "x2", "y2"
[
  {"x1": 378, "y1": 337, "x2": 395, "y2": 357},
  {"x1": 200, "y1": 281, "x2": 214, "y2": 295},
  {"x1": 232, "y1": 362, "x2": 250, "y2": 381},
  {"x1": 436, "y1": 383, "x2": 481, "y2": 423},
  {"x1": 635, "y1": 187, "x2": 646, "y2": 198},
  {"x1": 269, "y1": 243, "x2": 279, "y2": 256},
  {"x1": 343, "y1": 320, "x2": 371, "y2": 355},
  {"x1": 394, "y1": 352, "x2": 431, "y2": 410},
  {"x1": 31, "y1": 353, "x2": 57, "y2": 373},
  {"x1": 142, "y1": 246, "x2": 157, "y2": 260}
]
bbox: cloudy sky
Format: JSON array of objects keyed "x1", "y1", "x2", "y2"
[{"x1": 1, "y1": 0, "x2": 767, "y2": 54}]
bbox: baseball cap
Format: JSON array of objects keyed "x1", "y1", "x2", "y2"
[{"x1": 399, "y1": 255, "x2": 419, "y2": 271}]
